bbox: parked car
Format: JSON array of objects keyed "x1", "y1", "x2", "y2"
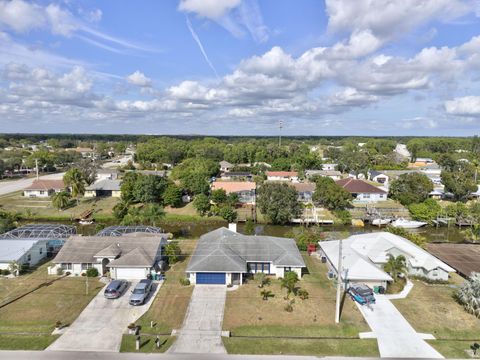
[
  {"x1": 348, "y1": 283, "x2": 376, "y2": 305},
  {"x1": 104, "y1": 279, "x2": 129, "y2": 299},
  {"x1": 129, "y1": 279, "x2": 153, "y2": 306}
]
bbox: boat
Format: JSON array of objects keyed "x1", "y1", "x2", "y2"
[
  {"x1": 391, "y1": 218, "x2": 427, "y2": 229},
  {"x1": 79, "y1": 219, "x2": 94, "y2": 225},
  {"x1": 372, "y1": 218, "x2": 391, "y2": 226}
]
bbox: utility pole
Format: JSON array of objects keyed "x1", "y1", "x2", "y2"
[
  {"x1": 35, "y1": 159, "x2": 39, "y2": 180},
  {"x1": 278, "y1": 120, "x2": 283, "y2": 147},
  {"x1": 335, "y1": 238, "x2": 343, "y2": 324}
]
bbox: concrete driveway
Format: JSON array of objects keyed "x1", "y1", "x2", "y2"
[
  {"x1": 356, "y1": 295, "x2": 443, "y2": 358},
  {"x1": 169, "y1": 285, "x2": 227, "y2": 354},
  {"x1": 47, "y1": 281, "x2": 162, "y2": 352}
]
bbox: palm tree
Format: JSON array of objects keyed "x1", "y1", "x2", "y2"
[
  {"x1": 383, "y1": 254, "x2": 407, "y2": 282},
  {"x1": 280, "y1": 271, "x2": 299, "y2": 299},
  {"x1": 463, "y1": 225, "x2": 480, "y2": 243},
  {"x1": 63, "y1": 168, "x2": 85, "y2": 203},
  {"x1": 52, "y1": 191, "x2": 71, "y2": 211},
  {"x1": 456, "y1": 273, "x2": 480, "y2": 318}
]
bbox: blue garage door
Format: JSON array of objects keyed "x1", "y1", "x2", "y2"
[{"x1": 196, "y1": 272, "x2": 226, "y2": 284}]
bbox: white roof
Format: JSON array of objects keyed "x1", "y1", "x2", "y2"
[
  {"x1": 0, "y1": 239, "x2": 41, "y2": 262},
  {"x1": 319, "y1": 232, "x2": 455, "y2": 281}
]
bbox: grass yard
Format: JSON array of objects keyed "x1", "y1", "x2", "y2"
[
  {"x1": 223, "y1": 338, "x2": 379, "y2": 356},
  {"x1": 120, "y1": 334, "x2": 175, "y2": 353},
  {"x1": 222, "y1": 253, "x2": 377, "y2": 356},
  {"x1": 393, "y1": 275, "x2": 480, "y2": 358},
  {"x1": 0, "y1": 261, "x2": 103, "y2": 349},
  {"x1": 0, "y1": 191, "x2": 118, "y2": 221},
  {"x1": 120, "y1": 238, "x2": 196, "y2": 351}
]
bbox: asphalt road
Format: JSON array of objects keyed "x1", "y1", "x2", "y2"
[{"x1": 0, "y1": 173, "x2": 65, "y2": 196}]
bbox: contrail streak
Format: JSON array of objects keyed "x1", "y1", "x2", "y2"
[{"x1": 186, "y1": 16, "x2": 219, "y2": 79}]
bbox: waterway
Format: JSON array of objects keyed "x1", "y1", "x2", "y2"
[{"x1": 21, "y1": 219, "x2": 468, "y2": 243}]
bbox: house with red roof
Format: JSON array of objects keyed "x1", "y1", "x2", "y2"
[{"x1": 336, "y1": 178, "x2": 387, "y2": 202}]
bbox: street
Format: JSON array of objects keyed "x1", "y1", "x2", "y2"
[{"x1": 0, "y1": 173, "x2": 65, "y2": 196}]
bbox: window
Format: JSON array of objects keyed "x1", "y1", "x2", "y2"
[
  {"x1": 61, "y1": 263, "x2": 72, "y2": 270},
  {"x1": 81, "y1": 263, "x2": 93, "y2": 270},
  {"x1": 39, "y1": 191, "x2": 45, "y2": 195},
  {"x1": 285, "y1": 267, "x2": 292, "y2": 272},
  {"x1": 27, "y1": 254, "x2": 31, "y2": 262},
  {"x1": 363, "y1": 194, "x2": 370, "y2": 199},
  {"x1": 248, "y1": 262, "x2": 270, "y2": 274}
]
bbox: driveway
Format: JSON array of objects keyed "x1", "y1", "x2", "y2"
[
  {"x1": 47, "y1": 281, "x2": 162, "y2": 352},
  {"x1": 0, "y1": 172, "x2": 65, "y2": 196},
  {"x1": 169, "y1": 285, "x2": 227, "y2": 354},
  {"x1": 356, "y1": 295, "x2": 443, "y2": 358}
]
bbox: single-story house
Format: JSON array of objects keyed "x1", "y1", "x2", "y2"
[
  {"x1": 336, "y1": 178, "x2": 387, "y2": 202},
  {"x1": 96, "y1": 168, "x2": 119, "y2": 181},
  {"x1": 347, "y1": 171, "x2": 366, "y2": 180},
  {"x1": 322, "y1": 163, "x2": 338, "y2": 171},
  {"x1": 266, "y1": 171, "x2": 299, "y2": 182},
  {"x1": 220, "y1": 172, "x2": 253, "y2": 181},
  {"x1": 219, "y1": 160, "x2": 234, "y2": 173},
  {"x1": 186, "y1": 227, "x2": 305, "y2": 285},
  {"x1": 211, "y1": 181, "x2": 256, "y2": 204},
  {"x1": 319, "y1": 232, "x2": 455, "y2": 289},
  {"x1": 409, "y1": 158, "x2": 435, "y2": 167},
  {"x1": 23, "y1": 180, "x2": 66, "y2": 198},
  {"x1": 72, "y1": 147, "x2": 95, "y2": 158},
  {"x1": 85, "y1": 179, "x2": 121, "y2": 198},
  {"x1": 305, "y1": 169, "x2": 342, "y2": 180},
  {"x1": 48, "y1": 233, "x2": 168, "y2": 278},
  {"x1": 368, "y1": 170, "x2": 389, "y2": 185},
  {"x1": 0, "y1": 239, "x2": 48, "y2": 272},
  {"x1": 292, "y1": 182, "x2": 316, "y2": 203}
]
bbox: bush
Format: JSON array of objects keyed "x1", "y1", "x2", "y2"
[
  {"x1": 298, "y1": 288, "x2": 309, "y2": 300},
  {"x1": 86, "y1": 267, "x2": 99, "y2": 277},
  {"x1": 179, "y1": 278, "x2": 190, "y2": 286},
  {"x1": 0, "y1": 269, "x2": 10, "y2": 276},
  {"x1": 56, "y1": 267, "x2": 64, "y2": 276},
  {"x1": 284, "y1": 299, "x2": 295, "y2": 312},
  {"x1": 333, "y1": 209, "x2": 352, "y2": 225},
  {"x1": 411, "y1": 275, "x2": 449, "y2": 284}
]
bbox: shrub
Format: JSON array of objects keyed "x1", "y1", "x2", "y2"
[
  {"x1": 55, "y1": 321, "x2": 62, "y2": 329},
  {"x1": 284, "y1": 299, "x2": 295, "y2": 312},
  {"x1": 179, "y1": 278, "x2": 190, "y2": 286},
  {"x1": 86, "y1": 267, "x2": 99, "y2": 277},
  {"x1": 56, "y1": 267, "x2": 64, "y2": 276},
  {"x1": 298, "y1": 289, "x2": 309, "y2": 300},
  {"x1": 127, "y1": 323, "x2": 136, "y2": 330}
]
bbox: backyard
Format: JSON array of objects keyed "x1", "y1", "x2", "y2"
[
  {"x1": 393, "y1": 275, "x2": 480, "y2": 358},
  {"x1": 0, "y1": 261, "x2": 103, "y2": 349},
  {"x1": 120, "y1": 239, "x2": 197, "y2": 352},
  {"x1": 222, "y1": 253, "x2": 379, "y2": 356}
]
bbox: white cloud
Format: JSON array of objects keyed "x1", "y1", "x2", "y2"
[
  {"x1": 445, "y1": 96, "x2": 480, "y2": 116},
  {"x1": 0, "y1": 0, "x2": 45, "y2": 33},
  {"x1": 126, "y1": 71, "x2": 152, "y2": 87},
  {"x1": 178, "y1": 0, "x2": 241, "y2": 19}
]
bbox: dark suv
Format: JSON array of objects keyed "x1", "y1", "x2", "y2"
[{"x1": 104, "y1": 279, "x2": 128, "y2": 299}]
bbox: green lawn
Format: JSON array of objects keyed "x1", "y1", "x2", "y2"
[
  {"x1": 0, "y1": 191, "x2": 118, "y2": 221},
  {"x1": 120, "y1": 240, "x2": 196, "y2": 352},
  {"x1": 120, "y1": 334, "x2": 175, "y2": 353},
  {"x1": 428, "y1": 340, "x2": 478, "y2": 359},
  {"x1": 0, "y1": 261, "x2": 103, "y2": 349},
  {"x1": 223, "y1": 338, "x2": 379, "y2": 356},
  {"x1": 222, "y1": 253, "x2": 377, "y2": 355}
]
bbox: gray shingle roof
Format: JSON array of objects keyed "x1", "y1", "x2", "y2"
[
  {"x1": 53, "y1": 234, "x2": 166, "y2": 265},
  {"x1": 107, "y1": 248, "x2": 154, "y2": 267},
  {"x1": 187, "y1": 227, "x2": 305, "y2": 272},
  {"x1": 86, "y1": 179, "x2": 121, "y2": 191}
]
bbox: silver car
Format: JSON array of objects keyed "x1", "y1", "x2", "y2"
[
  {"x1": 104, "y1": 279, "x2": 128, "y2": 299},
  {"x1": 129, "y1": 279, "x2": 153, "y2": 306}
]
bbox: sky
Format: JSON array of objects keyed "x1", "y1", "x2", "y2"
[{"x1": 1, "y1": 0, "x2": 480, "y2": 136}]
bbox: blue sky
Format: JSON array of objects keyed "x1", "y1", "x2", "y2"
[{"x1": 1, "y1": 0, "x2": 480, "y2": 135}]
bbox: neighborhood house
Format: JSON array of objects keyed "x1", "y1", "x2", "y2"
[
  {"x1": 48, "y1": 232, "x2": 168, "y2": 279},
  {"x1": 85, "y1": 179, "x2": 122, "y2": 198},
  {"x1": 319, "y1": 232, "x2": 455, "y2": 289},
  {"x1": 186, "y1": 227, "x2": 305, "y2": 285},
  {"x1": 0, "y1": 239, "x2": 48, "y2": 271},
  {"x1": 211, "y1": 181, "x2": 256, "y2": 204},
  {"x1": 292, "y1": 182, "x2": 316, "y2": 203},
  {"x1": 219, "y1": 160, "x2": 234, "y2": 173},
  {"x1": 266, "y1": 171, "x2": 299, "y2": 182},
  {"x1": 23, "y1": 180, "x2": 66, "y2": 198},
  {"x1": 336, "y1": 178, "x2": 387, "y2": 202},
  {"x1": 305, "y1": 169, "x2": 342, "y2": 180},
  {"x1": 368, "y1": 170, "x2": 389, "y2": 185}
]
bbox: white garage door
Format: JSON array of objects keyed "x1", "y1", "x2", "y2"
[{"x1": 114, "y1": 267, "x2": 147, "y2": 279}]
